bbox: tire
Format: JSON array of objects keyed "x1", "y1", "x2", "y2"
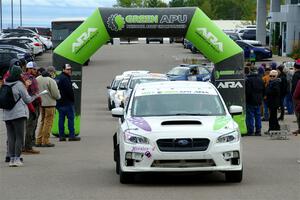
[
  {"x1": 256, "y1": 53, "x2": 262, "y2": 61},
  {"x1": 111, "y1": 101, "x2": 116, "y2": 109},
  {"x1": 225, "y1": 169, "x2": 243, "y2": 183},
  {"x1": 115, "y1": 145, "x2": 120, "y2": 175},
  {"x1": 146, "y1": 39, "x2": 149, "y2": 44},
  {"x1": 160, "y1": 40, "x2": 163, "y2": 44},
  {"x1": 108, "y1": 98, "x2": 113, "y2": 110},
  {"x1": 120, "y1": 169, "x2": 135, "y2": 184}
]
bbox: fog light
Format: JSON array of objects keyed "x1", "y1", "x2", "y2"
[
  {"x1": 125, "y1": 152, "x2": 133, "y2": 159},
  {"x1": 223, "y1": 152, "x2": 233, "y2": 160}
]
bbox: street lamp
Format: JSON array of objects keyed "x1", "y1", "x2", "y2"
[
  {"x1": 20, "y1": 0, "x2": 22, "y2": 27},
  {"x1": 0, "y1": 0, "x2": 2, "y2": 31},
  {"x1": 11, "y1": 0, "x2": 13, "y2": 28}
]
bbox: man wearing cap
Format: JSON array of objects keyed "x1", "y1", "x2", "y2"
[
  {"x1": 292, "y1": 59, "x2": 300, "y2": 135},
  {"x1": 56, "y1": 64, "x2": 80, "y2": 141},
  {"x1": 245, "y1": 66, "x2": 265, "y2": 136},
  {"x1": 36, "y1": 66, "x2": 61, "y2": 147},
  {"x1": 22, "y1": 61, "x2": 40, "y2": 154}
]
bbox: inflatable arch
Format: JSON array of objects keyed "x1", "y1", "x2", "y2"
[{"x1": 53, "y1": 7, "x2": 246, "y2": 135}]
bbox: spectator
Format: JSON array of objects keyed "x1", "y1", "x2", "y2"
[
  {"x1": 56, "y1": 64, "x2": 80, "y2": 141},
  {"x1": 292, "y1": 59, "x2": 300, "y2": 135},
  {"x1": 22, "y1": 61, "x2": 40, "y2": 154},
  {"x1": 245, "y1": 66, "x2": 264, "y2": 136},
  {"x1": 266, "y1": 70, "x2": 281, "y2": 132},
  {"x1": 258, "y1": 65, "x2": 265, "y2": 78},
  {"x1": 262, "y1": 67, "x2": 271, "y2": 121},
  {"x1": 292, "y1": 79, "x2": 300, "y2": 136},
  {"x1": 3, "y1": 65, "x2": 39, "y2": 167},
  {"x1": 36, "y1": 66, "x2": 61, "y2": 147},
  {"x1": 283, "y1": 65, "x2": 294, "y2": 114},
  {"x1": 270, "y1": 62, "x2": 277, "y2": 70},
  {"x1": 277, "y1": 65, "x2": 288, "y2": 121}
]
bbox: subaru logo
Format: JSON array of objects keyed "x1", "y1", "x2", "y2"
[{"x1": 177, "y1": 139, "x2": 189, "y2": 146}]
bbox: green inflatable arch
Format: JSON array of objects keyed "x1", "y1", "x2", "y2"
[{"x1": 53, "y1": 7, "x2": 246, "y2": 135}]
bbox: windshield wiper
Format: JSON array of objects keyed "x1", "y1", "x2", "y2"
[{"x1": 174, "y1": 113, "x2": 204, "y2": 116}]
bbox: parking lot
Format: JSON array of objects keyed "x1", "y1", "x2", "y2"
[{"x1": 0, "y1": 43, "x2": 300, "y2": 200}]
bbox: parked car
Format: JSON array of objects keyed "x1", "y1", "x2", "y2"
[
  {"x1": 146, "y1": 37, "x2": 163, "y2": 44},
  {"x1": 0, "y1": 50, "x2": 20, "y2": 78},
  {"x1": 0, "y1": 44, "x2": 34, "y2": 62},
  {"x1": 112, "y1": 81, "x2": 243, "y2": 183},
  {"x1": 167, "y1": 64, "x2": 211, "y2": 82},
  {"x1": 235, "y1": 40, "x2": 272, "y2": 61},
  {"x1": 0, "y1": 38, "x2": 34, "y2": 54},
  {"x1": 224, "y1": 32, "x2": 262, "y2": 46}
]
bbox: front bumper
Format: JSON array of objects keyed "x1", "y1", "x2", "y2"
[{"x1": 120, "y1": 141, "x2": 242, "y2": 172}]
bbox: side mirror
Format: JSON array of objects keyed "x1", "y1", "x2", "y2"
[
  {"x1": 107, "y1": 86, "x2": 111, "y2": 89},
  {"x1": 112, "y1": 107, "x2": 124, "y2": 118},
  {"x1": 229, "y1": 105, "x2": 243, "y2": 116}
]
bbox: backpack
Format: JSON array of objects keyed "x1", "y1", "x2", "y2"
[{"x1": 0, "y1": 84, "x2": 21, "y2": 110}]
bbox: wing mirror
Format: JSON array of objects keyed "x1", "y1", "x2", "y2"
[
  {"x1": 111, "y1": 107, "x2": 124, "y2": 118},
  {"x1": 229, "y1": 105, "x2": 243, "y2": 116}
]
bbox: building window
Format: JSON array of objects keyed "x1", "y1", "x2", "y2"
[{"x1": 290, "y1": 0, "x2": 300, "y2": 4}]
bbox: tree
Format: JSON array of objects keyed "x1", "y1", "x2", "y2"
[
  {"x1": 169, "y1": 0, "x2": 185, "y2": 7},
  {"x1": 144, "y1": 0, "x2": 168, "y2": 7},
  {"x1": 116, "y1": 0, "x2": 143, "y2": 7}
]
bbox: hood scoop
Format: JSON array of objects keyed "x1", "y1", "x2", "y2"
[{"x1": 161, "y1": 120, "x2": 202, "y2": 126}]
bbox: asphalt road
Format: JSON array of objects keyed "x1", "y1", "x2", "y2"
[{"x1": 0, "y1": 43, "x2": 300, "y2": 200}]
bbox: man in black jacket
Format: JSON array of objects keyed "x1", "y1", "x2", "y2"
[
  {"x1": 245, "y1": 66, "x2": 265, "y2": 136},
  {"x1": 56, "y1": 64, "x2": 80, "y2": 141},
  {"x1": 266, "y1": 70, "x2": 281, "y2": 132},
  {"x1": 277, "y1": 65, "x2": 288, "y2": 121}
]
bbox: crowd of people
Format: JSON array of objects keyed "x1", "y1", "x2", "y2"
[
  {"x1": 0, "y1": 59, "x2": 80, "y2": 167},
  {"x1": 245, "y1": 59, "x2": 300, "y2": 137}
]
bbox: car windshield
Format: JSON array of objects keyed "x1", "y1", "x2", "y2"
[
  {"x1": 129, "y1": 78, "x2": 168, "y2": 89},
  {"x1": 112, "y1": 79, "x2": 122, "y2": 89},
  {"x1": 131, "y1": 94, "x2": 225, "y2": 117},
  {"x1": 167, "y1": 67, "x2": 187, "y2": 76}
]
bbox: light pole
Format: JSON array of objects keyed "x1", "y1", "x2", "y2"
[
  {"x1": 11, "y1": 0, "x2": 13, "y2": 28},
  {"x1": 0, "y1": 0, "x2": 2, "y2": 31},
  {"x1": 20, "y1": 0, "x2": 22, "y2": 27}
]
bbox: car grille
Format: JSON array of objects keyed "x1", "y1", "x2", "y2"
[
  {"x1": 151, "y1": 159, "x2": 215, "y2": 168},
  {"x1": 156, "y1": 138, "x2": 210, "y2": 152}
]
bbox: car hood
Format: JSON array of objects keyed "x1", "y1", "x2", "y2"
[{"x1": 124, "y1": 115, "x2": 238, "y2": 136}]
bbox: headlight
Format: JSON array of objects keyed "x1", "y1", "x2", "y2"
[
  {"x1": 124, "y1": 131, "x2": 149, "y2": 144},
  {"x1": 216, "y1": 131, "x2": 240, "y2": 143}
]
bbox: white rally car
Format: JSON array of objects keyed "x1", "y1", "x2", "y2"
[{"x1": 112, "y1": 81, "x2": 243, "y2": 184}]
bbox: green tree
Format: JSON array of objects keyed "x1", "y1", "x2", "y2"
[
  {"x1": 169, "y1": 0, "x2": 185, "y2": 7},
  {"x1": 144, "y1": 0, "x2": 168, "y2": 7},
  {"x1": 116, "y1": 0, "x2": 143, "y2": 7}
]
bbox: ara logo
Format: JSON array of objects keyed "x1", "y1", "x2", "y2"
[
  {"x1": 72, "y1": 28, "x2": 98, "y2": 53},
  {"x1": 217, "y1": 81, "x2": 243, "y2": 89},
  {"x1": 196, "y1": 28, "x2": 223, "y2": 52},
  {"x1": 107, "y1": 14, "x2": 125, "y2": 31}
]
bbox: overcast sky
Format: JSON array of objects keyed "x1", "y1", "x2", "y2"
[{"x1": 1, "y1": 0, "x2": 116, "y2": 28}]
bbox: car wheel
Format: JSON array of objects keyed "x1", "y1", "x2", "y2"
[
  {"x1": 225, "y1": 169, "x2": 243, "y2": 183},
  {"x1": 256, "y1": 53, "x2": 262, "y2": 61},
  {"x1": 115, "y1": 145, "x2": 120, "y2": 175},
  {"x1": 120, "y1": 168, "x2": 135, "y2": 184},
  {"x1": 111, "y1": 101, "x2": 116, "y2": 109},
  {"x1": 146, "y1": 39, "x2": 149, "y2": 44},
  {"x1": 108, "y1": 98, "x2": 113, "y2": 110},
  {"x1": 160, "y1": 40, "x2": 163, "y2": 44}
]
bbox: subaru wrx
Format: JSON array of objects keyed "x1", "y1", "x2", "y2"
[{"x1": 112, "y1": 81, "x2": 243, "y2": 183}]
